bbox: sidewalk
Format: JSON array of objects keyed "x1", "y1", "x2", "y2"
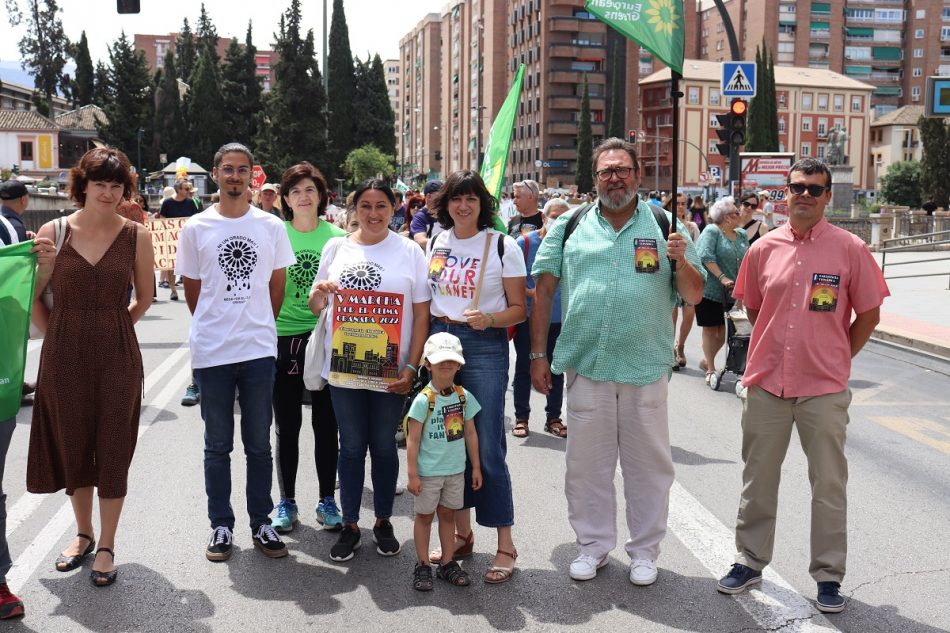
[{"x1": 872, "y1": 252, "x2": 950, "y2": 359}]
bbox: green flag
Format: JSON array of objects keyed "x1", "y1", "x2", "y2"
[
  {"x1": 585, "y1": 0, "x2": 685, "y2": 74},
  {"x1": 0, "y1": 241, "x2": 37, "y2": 419},
  {"x1": 479, "y1": 64, "x2": 526, "y2": 201}
]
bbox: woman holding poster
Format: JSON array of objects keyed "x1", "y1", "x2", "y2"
[
  {"x1": 425, "y1": 170, "x2": 526, "y2": 584},
  {"x1": 309, "y1": 179, "x2": 431, "y2": 563},
  {"x1": 269, "y1": 162, "x2": 347, "y2": 534}
]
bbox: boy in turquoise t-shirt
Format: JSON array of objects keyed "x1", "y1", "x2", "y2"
[{"x1": 406, "y1": 332, "x2": 482, "y2": 591}]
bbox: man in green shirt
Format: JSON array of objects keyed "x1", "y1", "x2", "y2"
[{"x1": 530, "y1": 137, "x2": 704, "y2": 586}]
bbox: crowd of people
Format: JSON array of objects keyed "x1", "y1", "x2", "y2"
[{"x1": 0, "y1": 137, "x2": 888, "y2": 616}]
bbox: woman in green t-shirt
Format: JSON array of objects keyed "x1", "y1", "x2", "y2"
[{"x1": 270, "y1": 162, "x2": 347, "y2": 534}]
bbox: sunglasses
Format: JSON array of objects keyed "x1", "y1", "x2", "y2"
[
  {"x1": 741, "y1": 200, "x2": 758, "y2": 209},
  {"x1": 788, "y1": 183, "x2": 829, "y2": 197}
]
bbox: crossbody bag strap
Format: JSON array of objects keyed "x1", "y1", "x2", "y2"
[{"x1": 469, "y1": 231, "x2": 493, "y2": 311}]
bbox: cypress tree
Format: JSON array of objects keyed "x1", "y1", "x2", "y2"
[
  {"x1": 255, "y1": 0, "x2": 328, "y2": 178},
  {"x1": 766, "y1": 48, "x2": 779, "y2": 149},
  {"x1": 918, "y1": 116, "x2": 950, "y2": 208},
  {"x1": 745, "y1": 43, "x2": 765, "y2": 151},
  {"x1": 607, "y1": 45, "x2": 624, "y2": 139},
  {"x1": 72, "y1": 31, "x2": 95, "y2": 107},
  {"x1": 352, "y1": 55, "x2": 396, "y2": 156},
  {"x1": 93, "y1": 61, "x2": 110, "y2": 106},
  {"x1": 186, "y1": 46, "x2": 229, "y2": 168},
  {"x1": 195, "y1": 3, "x2": 219, "y2": 65},
  {"x1": 153, "y1": 49, "x2": 184, "y2": 164},
  {"x1": 176, "y1": 18, "x2": 196, "y2": 81},
  {"x1": 575, "y1": 75, "x2": 593, "y2": 194},
  {"x1": 97, "y1": 32, "x2": 153, "y2": 163},
  {"x1": 327, "y1": 0, "x2": 356, "y2": 177}
]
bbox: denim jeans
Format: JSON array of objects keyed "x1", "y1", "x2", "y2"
[
  {"x1": 430, "y1": 322, "x2": 514, "y2": 528},
  {"x1": 195, "y1": 357, "x2": 276, "y2": 531},
  {"x1": 329, "y1": 386, "x2": 403, "y2": 525},
  {"x1": 0, "y1": 418, "x2": 15, "y2": 583},
  {"x1": 512, "y1": 320, "x2": 564, "y2": 421}
]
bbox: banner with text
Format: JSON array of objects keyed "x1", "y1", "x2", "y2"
[{"x1": 328, "y1": 289, "x2": 404, "y2": 392}]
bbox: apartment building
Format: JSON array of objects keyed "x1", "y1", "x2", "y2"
[
  {"x1": 693, "y1": 0, "x2": 950, "y2": 117},
  {"x1": 868, "y1": 105, "x2": 924, "y2": 187},
  {"x1": 398, "y1": 14, "x2": 443, "y2": 181},
  {"x1": 640, "y1": 60, "x2": 874, "y2": 191}
]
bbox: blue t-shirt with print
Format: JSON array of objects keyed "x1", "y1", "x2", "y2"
[
  {"x1": 516, "y1": 230, "x2": 562, "y2": 322},
  {"x1": 407, "y1": 384, "x2": 481, "y2": 477}
]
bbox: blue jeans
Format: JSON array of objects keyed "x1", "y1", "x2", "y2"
[
  {"x1": 0, "y1": 418, "x2": 14, "y2": 583},
  {"x1": 195, "y1": 357, "x2": 276, "y2": 531},
  {"x1": 430, "y1": 322, "x2": 514, "y2": 528},
  {"x1": 512, "y1": 320, "x2": 564, "y2": 421},
  {"x1": 329, "y1": 387, "x2": 403, "y2": 525}
]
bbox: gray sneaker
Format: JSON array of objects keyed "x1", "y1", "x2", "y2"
[{"x1": 181, "y1": 383, "x2": 200, "y2": 407}]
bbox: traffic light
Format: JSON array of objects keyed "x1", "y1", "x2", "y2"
[
  {"x1": 715, "y1": 112, "x2": 733, "y2": 157},
  {"x1": 729, "y1": 98, "x2": 747, "y2": 150},
  {"x1": 117, "y1": 0, "x2": 140, "y2": 13},
  {"x1": 628, "y1": 129, "x2": 637, "y2": 144}
]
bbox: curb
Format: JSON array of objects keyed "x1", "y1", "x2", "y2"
[{"x1": 871, "y1": 326, "x2": 950, "y2": 362}]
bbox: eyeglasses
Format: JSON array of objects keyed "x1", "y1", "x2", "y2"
[
  {"x1": 788, "y1": 182, "x2": 829, "y2": 197},
  {"x1": 741, "y1": 200, "x2": 758, "y2": 209},
  {"x1": 218, "y1": 166, "x2": 252, "y2": 177},
  {"x1": 594, "y1": 167, "x2": 634, "y2": 181}
]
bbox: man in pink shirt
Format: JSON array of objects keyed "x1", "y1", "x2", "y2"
[{"x1": 716, "y1": 159, "x2": 889, "y2": 613}]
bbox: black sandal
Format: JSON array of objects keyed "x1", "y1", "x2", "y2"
[
  {"x1": 90, "y1": 548, "x2": 118, "y2": 587},
  {"x1": 412, "y1": 563, "x2": 433, "y2": 591},
  {"x1": 55, "y1": 533, "x2": 95, "y2": 572},
  {"x1": 437, "y1": 560, "x2": 471, "y2": 587}
]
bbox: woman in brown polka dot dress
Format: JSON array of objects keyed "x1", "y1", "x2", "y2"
[{"x1": 27, "y1": 148, "x2": 154, "y2": 587}]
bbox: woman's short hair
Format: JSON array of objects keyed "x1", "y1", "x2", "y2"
[
  {"x1": 663, "y1": 192, "x2": 685, "y2": 212},
  {"x1": 543, "y1": 198, "x2": 570, "y2": 216},
  {"x1": 708, "y1": 196, "x2": 736, "y2": 224},
  {"x1": 352, "y1": 179, "x2": 396, "y2": 209},
  {"x1": 279, "y1": 161, "x2": 329, "y2": 220},
  {"x1": 432, "y1": 170, "x2": 497, "y2": 231},
  {"x1": 68, "y1": 147, "x2": 134, "y2": 207},
  {"x1": 738, "y1": 189, "x2": 759, "y2": 207}
]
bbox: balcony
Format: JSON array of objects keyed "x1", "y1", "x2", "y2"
[
  {"x1": 546, "y1": 145, "x2": 576, "y2": 160},
  {"x1": 546, "y1": 120, "x2": 605, "y2": 136},
  {"x1": 550, "y1": 44, "x2": 606, "y2": 59},
  {"x1": 547, "y1": 95, "x2": 606, "y2": 110},
  {"x1": 550, "y1": 16, "x2": 603, "y2": 34},
  {"x1": 870, "y1": 72, "x2": 901, "y2": 82},
  {"x1": 810, "y1": 29, "x2": 830, "y2": 39},
  {"x1": 548, "y1": 69, "x2": 606, "y2": 84}
]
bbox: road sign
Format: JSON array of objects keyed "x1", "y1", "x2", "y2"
[
  {"x1": 721, "y1": 62, "x2": 756, "y2": 98},
  {"x1": 251, "y1": 165, "x2": 266, "y2": 189},
  {"x1": 709, "y1": 166, "x2": 721, "y2": 180}
]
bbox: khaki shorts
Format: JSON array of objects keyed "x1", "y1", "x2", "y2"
[{"x1": 414, "y1": 473, "x2": 465, "y2": 515}]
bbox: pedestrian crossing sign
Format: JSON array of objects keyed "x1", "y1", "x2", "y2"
[{"x1": 721, "y1": 62, "x2": 756, "y2": 98}]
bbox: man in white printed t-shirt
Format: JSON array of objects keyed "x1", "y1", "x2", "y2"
[{"x1": 176, "y1": 142, "x2": 296, "y2": 563}]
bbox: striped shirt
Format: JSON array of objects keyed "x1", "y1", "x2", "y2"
[{"x1": 533, "y1": 199, "x2": 705, "y2": 385}]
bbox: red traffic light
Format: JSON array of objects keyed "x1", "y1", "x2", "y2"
[{"x1": 730, "y1": 98, "x2": 747, "y2": 116}]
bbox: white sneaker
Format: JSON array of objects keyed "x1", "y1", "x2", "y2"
[
  {"x1": 394, "y1": 478, "x2": 406, "y2": 495},
  {"x1": 629, "y1": 558, "x2": 658, "y2": 586},
  {"x1": 569, "y1": 554, "x2": 608, "y2": 581}
]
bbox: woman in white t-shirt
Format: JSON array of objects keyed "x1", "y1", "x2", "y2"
[
  {"x1": 425, "y1": 170, "x2": 526, "y2": 584},
  {"x1": 309, "y1": 179, "x2": 431, "y2": 563}
]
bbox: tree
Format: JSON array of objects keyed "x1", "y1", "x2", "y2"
[
  {"x1": 97, "y1": 32, "x2": 154, "y2": 165},
  {"x1": 93, "y1": 61, "x2": 111, "y2": 106},
  {"x1": 186, "y1": 46, "x2": 229, "y2": 168},
  {"x1": 71, "y1": 31, "x2": 95, "y2": 107},
  {"x1": 5, "y1": 0, "x2": 71, "y2": 115},
  {"x1": 575, "y1": 75, "x2": 593, "y2": 194},
  {"x1": 153, "y1": 50, "x2": 184, "y2": 165},
  {"x1": 746, "y1": 39, "x2": 778, "y2": 152},
  {"x1": 343, "y1": 144, "x2": 395, "y2": 184},
  {"x1": 327, "y1": 0, "x2": 356, "y2": 176},
  {"x1": 220, "y1": 24, "x2": 262, "y2": 145},
  {"x1": 195, "y1": 3, "x2": 219, "y2": 65},
  {"x1": 765, "y1": 48, "x2": 779, "y2": 148},
  {"x1": 918, "y1": 116, "x2": 950, "y2": 209},
  {"x1": 606, "y1": 45, "x2": 624, "y2": 139},
  {"x1": 880, "y1": 161, "x2": 922, "y2": 207},
  {"x1": 351, "y1": 55, "x2": 396, "y2": 156},
  {"x1": 175, "y1": 18, "x2": 197, "y2": 81},
  {"x1": 255, "y1": 0, "x2": 328, "y2": 179}
]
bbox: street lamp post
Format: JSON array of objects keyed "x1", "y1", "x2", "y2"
[
  {"x1": 472, "y1": 105, "x2": 487, "y2": 171},
  {"x1": 136, "y1": 127, "x2": 144, "y2": 193}
]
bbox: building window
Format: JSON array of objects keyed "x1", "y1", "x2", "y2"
[
  {"x1": 817, "y1": 144, "x2": 825, "y2": 158},
  {"x1": 778, "y1": 117, "x2": 786, "y2": 133},
  {"x1": 833, "y1": 95, "x2": 843, "y2": 112},
  {"x1": 802, "y1": 117, "x2": 812, "y2": 132},
  {"x1": 817, "y1": 94, "x2": 828, "y2": 111},
  {"x1": 716, "y1": 40, "x2": 723, "y2": 51},
  {"x1": 851, "y1": 95, "x2": 863, "y2": 111},
  {"x1": 778, "y1": 92, "x2": 786, "y2": 107},
  {"x1": 912, "y1": 86, "x2": 921, "y2": 99},
  {"x1": 688, "y1": 87, "x2": 700, "y2": 104},
  {"x1": 818, "y1": 119, "x2": 827, "y2": 136},
  {"x1": 710, "y1": 88, "x2": 720, "y2": 105},
  {"x1": 914, "y1": 48, "x2": 923, "y2": 58},
  {"x1": 801, "y1": 143, "x2": 811, "y2": 157},
  {"x1": 20, "y1": 141, "x2": 33, "y2": 161},
  {"x1": 915, "y1": 29, "x2": 924, "y2": 39},
  {"x1": 916, "y1": 9, "x2": 925, "y2": 18},
  {"x1": 913, "y1": 67, "x2": 922, "y2": 77},
  {"x1": 802, "y1": 93, "x2": 813, "y2": 109}
]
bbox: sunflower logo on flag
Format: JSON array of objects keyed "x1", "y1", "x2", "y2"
[{"x1": 646, "y1": 0, "x2": 680, "y2": 37}]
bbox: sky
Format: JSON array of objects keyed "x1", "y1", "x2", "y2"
[{"x1": 0, "y1": 0, "x2": 447, "y2": 69}]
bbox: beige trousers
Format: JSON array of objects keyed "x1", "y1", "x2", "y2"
[
  {"x1": 564, "y1": 372, "x2": 674, "y2": 561},
  {"x1": 735, "y1": 386, "x2": 851, "y2": 583}
]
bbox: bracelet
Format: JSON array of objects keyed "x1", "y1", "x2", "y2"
[
  {"x1": 405, "y1": 363, "x2": 418, "y2": 374},
  {"x1": 718, "y1": 273, "x2": 727, "y2": 282},
  {"x1": 487, "y1": 312, "x2": 496, "y2": 327}
]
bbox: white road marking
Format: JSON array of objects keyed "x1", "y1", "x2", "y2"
[
  {"x1": 6, "y1": 346, "x2": 193, "y2": 594},
  {"x1": 668, "y1": 482, "x2": 840, "y2": 632}
]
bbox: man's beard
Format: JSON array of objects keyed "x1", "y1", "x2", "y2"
[
  {"x1": 225, "y1": 188, "x2": 245, "y2": 198},
  {"x1": 598, "y1": 186, "x2": 637, "y2": 211}
]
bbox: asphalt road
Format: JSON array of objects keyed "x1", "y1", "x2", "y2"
[{"x1": 6, "y1": 295, "x2": 949, "y2": 632}]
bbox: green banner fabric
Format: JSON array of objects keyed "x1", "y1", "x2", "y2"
[
  {"x1": 585, "y1": 0, "x2": 685, "y2": 74},
  {"x1": 0, "y1": 241, "x2": 37, "y2": 419},
  {"x1": 479, "y1": 64, "x2": 525, "y2": 201}
]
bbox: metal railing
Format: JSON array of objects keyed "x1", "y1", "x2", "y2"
[{"x1": 880, "y1": 229, "x2": 950, "y2": 289}]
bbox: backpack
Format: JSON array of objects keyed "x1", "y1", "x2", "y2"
[
  {"x1": 562, "y1": 198, "x2": 670, "y2": 248},
  {"x1": 401, "y1": 381, "x2": 467, "y2": 439}
]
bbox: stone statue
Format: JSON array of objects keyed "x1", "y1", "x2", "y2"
[{"x1": 826, "y1": 127, "x2": 848, "y2": 166}]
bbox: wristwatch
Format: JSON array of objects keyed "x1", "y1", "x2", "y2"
[{"x1": 528, "y1": 352, "x2": 547, "y2": 361}]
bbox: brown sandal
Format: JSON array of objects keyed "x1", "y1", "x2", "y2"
[
  {"x1": 544, "y1": 419, "x2": 567, "y2": 438},
  {"x1": 484, "y1": 549, "x2": 517, "y2": 584},
  {"x1": 511, "y1": 420, "x2": 529, "y2": 438},
  {"x1": 429, "y1": 530, "x2": 474, "y2": 564}
]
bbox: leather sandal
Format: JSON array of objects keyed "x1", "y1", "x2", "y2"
[
  {"x1": 511, "y1": 420, "x2": 529, "y2": 438},
  {"x1": 674, "y1": 346, "x2": 687, "y2": 368},
  {"x1": 90, "y1": 548, "x2": 118, "y2": 587},
  {"x1": 55, "y1": 533, "x2": 95, "y2": 572},
  {"x1": 437, "y1": 560, "x2": 471, "y2": 586},
  {"x1": 429, "y1": 530, "x2": 474, "y2": 564},
  {"x1": 544, "y1": 418, "x2": 567, "y2": 438},
  {"x1": 484, "y1": 549, "x2": 517, "y2": 584}
]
